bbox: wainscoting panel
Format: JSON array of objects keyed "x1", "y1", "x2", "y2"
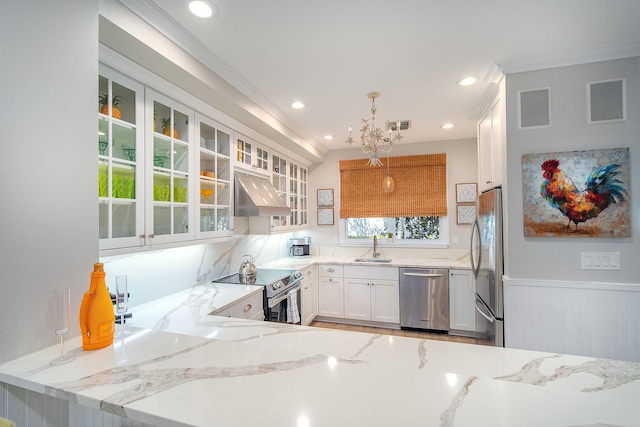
[
  {"x1": 504, "y1": 277, "x2": 640, "y2": 362},
  {"x1": 0, "y1": 381, "x2": 151, "y2": 427}
]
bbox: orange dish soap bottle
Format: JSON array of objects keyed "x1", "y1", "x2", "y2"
[{"x1": 79, "y1": 263, "x2": 114, "y2": 350}]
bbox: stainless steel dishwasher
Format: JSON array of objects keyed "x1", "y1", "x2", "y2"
[{"x1": 399, "y1": 268, "x2": 449, "y2": 332}]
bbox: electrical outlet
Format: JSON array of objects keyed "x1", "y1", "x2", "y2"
[
  {"x1": 581, "y1": 252, "x2": 621, "y2": 270},
  {"x1": 451, "y1": 235, "x2": 459, "y2": 245}
]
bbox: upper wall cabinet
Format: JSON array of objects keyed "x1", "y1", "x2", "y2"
[
  {"x1": 248, "y1": 151, "x2": 309, "y2": 234},
  {"x1": 145, "y1": 89, "x2": 196, "y2": 246},
  {"x1": 98, "y1": 68, "x2": 145, "y2": 250},
  {"x1": 195, "y1": 113, "x2": 233, "y2": 239},
  {"x1": 477, "y1": 78, "x2": 505, "y2": 193},
  {"x1": 235, "y1": 134, "x2": 271, "y2": 176}
]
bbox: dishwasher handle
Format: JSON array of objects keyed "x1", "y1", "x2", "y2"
[{"x1": 401, "y1": 272, "x2": 445, "y2": 278}]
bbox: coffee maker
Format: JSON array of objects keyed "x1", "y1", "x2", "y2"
[{"x1": 290, "y1": 237, "x2": 311, "y2": 257}]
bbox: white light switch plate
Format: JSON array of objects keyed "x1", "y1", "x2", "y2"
[{"x1": 581, "y1": 252, "x2": 621, "y2": 270}]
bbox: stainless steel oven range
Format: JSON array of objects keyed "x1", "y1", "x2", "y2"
[{"x1": 212, "y1": 269, "x2": 303, "y2": 324}]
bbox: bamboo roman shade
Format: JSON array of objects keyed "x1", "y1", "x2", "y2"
[{"x1": 339, "y1": 153, "x2": 447, "y2": 218}]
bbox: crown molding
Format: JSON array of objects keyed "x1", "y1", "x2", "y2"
[
  {"x1": 496, "y1": 42, "x2": 640, "y2": 75},
  {"x1": 113, "y1": 0, "x2": 323, "y2": 154}
]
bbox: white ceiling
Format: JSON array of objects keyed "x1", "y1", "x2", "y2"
[{"x1": 118, "y1": 0, "x2": 640, "y2": 155}]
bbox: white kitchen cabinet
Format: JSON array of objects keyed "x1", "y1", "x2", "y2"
[
  {"x1": 343, "y1": 266, "x2": 400, "y2": 324},
  {"x1": 317, "y1": 265, "x2": 344, "y2": 318},
  {"x1": 98, "y1": 67, "x2": 146, "y2": 251},
  {"x1": 195, "y1": 113, "x2": 233, "y2": 239},
  {"x1": 145, "y1": 89, "x2": 195, "y2": 246},
  {"x1": 477, "y1": 77, "x2": 505, "y2": 193},
  {"x1": 300, "y1": 265, "x2": 316, "y2": 325},
  {"x1": 214, "y1": 290, "x2": 264, "y2": 320},
  {"x1": 247, "y1": 151, "x2": 309, "y2": 234},
  {"x1": 234, "y1": 134, "x2": 271, "y2": 176},
  {"x1": 449, "y1": 269, "x2": 475, "y2": 334}
]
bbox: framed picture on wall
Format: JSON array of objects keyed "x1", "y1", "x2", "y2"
[
  {"x1": 317, "y1": 208, "x2": 334, "y2": 225},
  {"x1": 457, "y1": 205, "x2": 476, "y2": 225},
  {"x1": 456, "y1": 183, "x2": 477, "y2": 203},
  {"x1": 317, "y1": 188, "x2": 334, "y2": 206}
]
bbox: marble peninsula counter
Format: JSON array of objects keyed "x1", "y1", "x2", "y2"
[{"x1": 1, "y1": 276, "x2": 640, "y2": 426}]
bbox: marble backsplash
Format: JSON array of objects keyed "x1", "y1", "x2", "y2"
[
  {"x1": 100, "y1": 230, "x2": 469, "y2": 308},
  {"x1": 100, "y1": 233, "x2": 293, "y2": 308}
]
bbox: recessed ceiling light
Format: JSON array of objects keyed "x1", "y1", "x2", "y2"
[
  {"x1": 324, "y1": 135, "x2": 334, "y2": 140},
  {"x1": 456, "y1": 76, "x2": 478, "y2": 87},
  {"x1": 291, "y1": 101, "x2": 305, "y2": 109},
  {"x1": 442, "y1": 123, "x2": 454, "y2": 129},
  {"x1": 188, "y1": 1, "x2": 217, "y2": 19}
]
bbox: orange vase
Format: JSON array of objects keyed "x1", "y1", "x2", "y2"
[{"x1": 79, "y1": 263, "x2": 114, "y2": 350}]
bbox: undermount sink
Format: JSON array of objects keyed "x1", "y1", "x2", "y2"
[{"x1": 354, "y1": 258, "x2": 392, "y2": 263}]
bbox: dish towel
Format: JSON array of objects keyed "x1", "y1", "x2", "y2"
[
  {"x1": 0, "y1": 418, "x2": 16, "y2": 427},
  {"x1": 286, "y1": 288, "x2": 301, "y2": 324}
]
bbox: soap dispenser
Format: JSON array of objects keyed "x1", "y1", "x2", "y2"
[{"x1": 79, "y1": 263, "x2": 114, "y2": 350}]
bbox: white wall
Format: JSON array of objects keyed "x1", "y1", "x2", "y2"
[
  {"x1": 0, "y1": 1, "x2": 99, "y2": 363},
  {"x1": 505, "y1": 57, "x2": 640, "y2": 283},
  {"x1": 307, "y1": 138, "x2": 478, "y2": 251}
]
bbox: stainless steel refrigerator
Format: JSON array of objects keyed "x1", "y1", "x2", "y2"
[{"x1": 470, "y1": 187, "x2": 504, "y2": 347}]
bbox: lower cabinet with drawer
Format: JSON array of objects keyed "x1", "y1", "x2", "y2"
[
  {"x1": 317, "y1": 264, "x2": 344, "y2": 318},
  {"x1": 214, "y1": 290, "x2": 264, "y2": 320}
]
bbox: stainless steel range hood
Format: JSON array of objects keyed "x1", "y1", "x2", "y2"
[{"x1": 234, "y1": 171, "x2": 291, "y2": 217}]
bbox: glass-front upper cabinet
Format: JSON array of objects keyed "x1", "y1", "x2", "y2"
[
  {"x1": 195, "y1": 113, "x2": 233, "y2": 238},
  {"x1": 290, "y1": 163, "x2": 308, "y2": 227},
  {"x1": 272, "y1": 154, "x2": 289, "y2": 228},
  {"x1": 145, "y1": 89, "x2": 194, "y2": 245},
  {"x1": 98, "y1": 67, "x2": 145, "y2": 250},
  {"x1": 235, "y1": 134, "x2": 270, "y2": 176}
]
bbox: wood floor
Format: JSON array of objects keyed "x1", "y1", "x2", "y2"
[{"x1": 310, "y1": 321, "x2": 476, "y2": 344}]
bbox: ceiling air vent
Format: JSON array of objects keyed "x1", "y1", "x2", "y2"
[{"x1": 389, "y1": 120, "x2": 411, "y2": 131}]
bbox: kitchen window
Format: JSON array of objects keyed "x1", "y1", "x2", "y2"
[
  {"x1": 346, "y1": 217, "x2": 440, "y2": 240},
  {"x1": 339, "y1": 153, "x2": 448, "y2": 246}
]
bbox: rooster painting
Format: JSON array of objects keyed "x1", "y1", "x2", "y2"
[{"x1": 540, "y1": 159, "x2": 627, "y2": 231}]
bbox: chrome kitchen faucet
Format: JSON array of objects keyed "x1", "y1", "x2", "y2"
[{"x1": 373, "y1": 235, "x2": 380, "y2": 258}]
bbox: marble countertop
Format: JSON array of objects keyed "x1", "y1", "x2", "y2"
[{"x1": 1, "y1": 281, "x2": 640, "y2": 426}]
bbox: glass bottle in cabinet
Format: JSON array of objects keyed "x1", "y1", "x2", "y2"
[
  {"x1": 147, "y1": 91, "x2": 194, "y2": 244},
  {"x1": 196, "y1": 113, "x2": 232, "y2": 238},
  {"x1": 98, "y1": 68, "x2": 144, "y2": 250}
]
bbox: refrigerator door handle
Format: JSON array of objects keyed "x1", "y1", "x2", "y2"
[
  {"x1": 475, "y1": 293, "x2": 496, "y2": 323},
  {"x1": 470, "y1": 219, "x2": 481, "y2": 279}
]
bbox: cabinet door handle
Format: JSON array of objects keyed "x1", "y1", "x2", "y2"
[
  {"x1": 148, "y1": 234, "x2": 155, "y2": 239},
  {"x1": 307, "y1": 271, "x2": 312, "y2": 276},
  {"x1": 244, "y1": 304, "x2": 252, "y2": 313}
]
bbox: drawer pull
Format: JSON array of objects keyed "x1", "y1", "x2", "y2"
[
  {"x1": 327, "y1": 268, "x2": 335, "y2": 273},
  {"x1": 244, "y1": 304, "x2": 252, "y2": 312}
]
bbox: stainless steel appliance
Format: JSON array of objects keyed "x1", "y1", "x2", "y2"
[
  {"x1": 470, "y1": 187, "x2": 504, "y2": 347},
  {"x1": 290, "y1": 237, "x2": 310, "y2": 257},
  {"x1": 399, "y1": 268, "x2": 449, "y2": 332},
  {"x1": 213, "y1": 269, "x2": 303, "y2": 324}
]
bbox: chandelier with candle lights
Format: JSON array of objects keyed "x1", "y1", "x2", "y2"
[{"x1": 345, "y1": 92, "x2": 403, "y2": 167}]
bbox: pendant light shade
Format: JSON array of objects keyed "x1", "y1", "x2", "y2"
[
  {"x1": 383, "y1": 156, "x2": 394, "y2": 193},
  {"x1": 383, "y1": 174, "x2": 395, "y2": 193}
]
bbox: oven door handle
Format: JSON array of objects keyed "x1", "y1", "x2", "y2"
[{"x1": 269, "y1": 282, "x2": 302, "y2": 308}]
